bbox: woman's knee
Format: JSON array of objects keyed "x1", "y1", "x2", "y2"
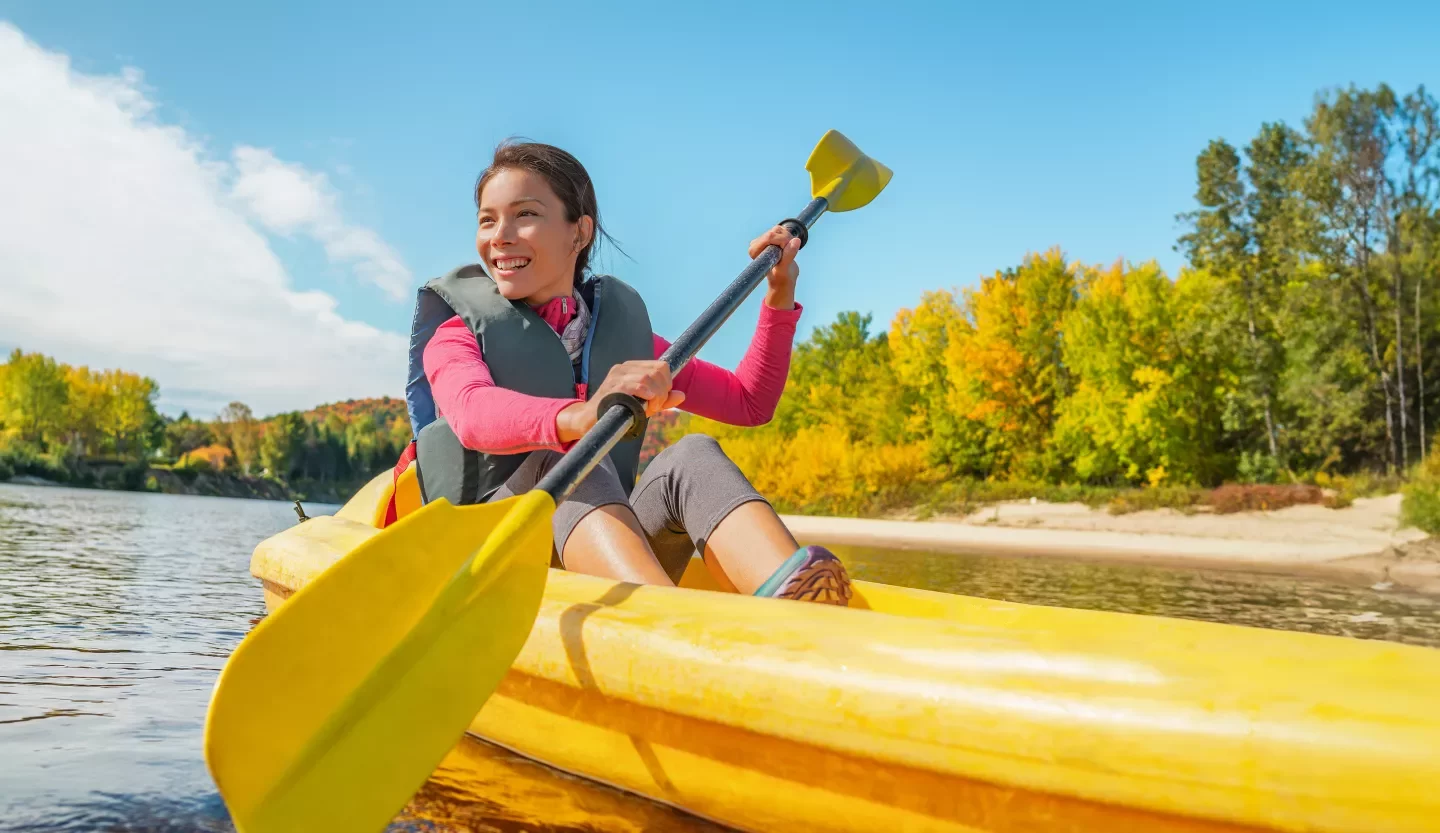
[
  {"x1": 522, "y1": 448, "x2": 561, "y2": 470},
  {"x1": 519, "y1": 448, "x2": 622, "y2": 483},
  {"x1": 675, "y1": 433, "x2": 723, "y2": 453},
  {"x1": 652, "y1": 433, "x2": 726, "y2": 469},
  {"x1": 558, "y1": 453, "x2": 626, "y2": 503},
  {"x1": 641, "y1": 433, "x2": 759, "y2": 504}
]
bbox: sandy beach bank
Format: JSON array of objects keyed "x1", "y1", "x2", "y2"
[{"x1": 781, "y1": 494, "x2": 1440, "y2": 594}]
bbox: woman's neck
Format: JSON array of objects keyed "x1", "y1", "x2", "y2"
[
  {"x1": 530, "y1": 290, "x2": 578, "y2": 333},
  {"x1": 522, "y1": 277, "x2": 574, "y2": 307}
]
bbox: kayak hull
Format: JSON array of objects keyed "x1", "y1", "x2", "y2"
[{"x1": 249, "y1": 475, "x2": 1440, "y2": 833}]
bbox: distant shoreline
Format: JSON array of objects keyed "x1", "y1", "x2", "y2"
[
  {"x1": 6, "y1": 475, "x2": 65, "y2": 488},
  {"x1": 784, "y1": 493, "x2": 1440, "y2": 594},
  {"x1": 11, "y1": 476, "x2": 1434, "y2": 594},
  {"x1": 3, "y1": 468, "x2": 357, "y2": 504}
]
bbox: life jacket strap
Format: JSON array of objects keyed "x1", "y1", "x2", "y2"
[{"x1": 381, "y1": 441, "x2": 419, "y2": 528}]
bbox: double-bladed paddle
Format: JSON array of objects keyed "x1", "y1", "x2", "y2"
[{"x1": 203, "y1": 129, "x2": 892, "y2": 832}]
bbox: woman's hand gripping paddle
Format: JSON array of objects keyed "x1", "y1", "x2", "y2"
[{"x1": 202, "y1": 129, "x2": 892, "y2": 833}]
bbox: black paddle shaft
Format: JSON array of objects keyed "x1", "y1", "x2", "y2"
[{"x1": 536, "y1": 196, "x2": 829, "y2": 504}]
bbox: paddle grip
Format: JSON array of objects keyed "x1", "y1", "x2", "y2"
[
  {"x1": 597, "y1": 391, "x2": 648, "y2": 440},
  {"x1": 657, "y1": 197, "x2": 828, "y2": 379},
  {"x1": 778, "y1": 218, "x2": 809, "y2": 249}
]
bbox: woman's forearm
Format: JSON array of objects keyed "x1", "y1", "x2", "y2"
[{"x1": 662, "y1": 301, "x2": 802, "y2": 426}]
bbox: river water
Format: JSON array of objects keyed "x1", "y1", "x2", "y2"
[{"x1": 3, "y1": 482, "x2": 1439, "y2": 831}]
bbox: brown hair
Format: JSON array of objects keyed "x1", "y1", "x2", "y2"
[{"x1": 473, "y1": 139, "x2": 622, "y2": 284}]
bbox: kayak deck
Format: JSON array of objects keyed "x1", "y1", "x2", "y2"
[{"x1": 248, "y1": 482, "x2": 1440, "y2": 833}]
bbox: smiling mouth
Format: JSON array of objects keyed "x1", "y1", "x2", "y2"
[{"x1": 494, "y1": 257, "x2": 531, "y2": 272}]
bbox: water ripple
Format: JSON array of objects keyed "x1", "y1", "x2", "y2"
[
  {"x1": 0, "y1": 484, "x2": 293, "y2": 832},
  {"x1": 834, "y1": 543, "x2": 1440, "y2": 647},
  {"x1": 5, "y1": 481, "x2": 1439, "y2": 832}
]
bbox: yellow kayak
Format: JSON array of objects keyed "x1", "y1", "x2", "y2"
[{"x1": 249, "y1": 473, "x2": 1440, "y2": 833}]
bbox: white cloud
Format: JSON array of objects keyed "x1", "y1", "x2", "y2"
[
  {"x1": 230, "y1": 146, "x2": 412, "y2": 300},
  {"x1": 0, "y1": 23, "x2": 411, "y2": 418}
]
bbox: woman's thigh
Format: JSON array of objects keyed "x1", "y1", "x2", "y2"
[
  {"x1": 485, "y1": 450, "x2": 632, "y2": 565},
  {"x1": 628, "y1": 434, "x2": 769, "y2": 582}
]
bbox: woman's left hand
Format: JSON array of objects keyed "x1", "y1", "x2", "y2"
[{"x1": 748, "y1": 225, "x2": 801, "y2": 310}]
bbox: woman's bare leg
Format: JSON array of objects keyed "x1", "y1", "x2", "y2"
[
  {"x1": 700, "y1": 500, "x2": 799, "y2": 594},
  {"x1": 487, "y1": 451, "x2": 674, "y2": 586},
  {"x1": 562, "y1": 504, "x2": 675, "y2": 586},
  {"x1": 625, "y1": 433, "x2": 851, "y2": 604}
]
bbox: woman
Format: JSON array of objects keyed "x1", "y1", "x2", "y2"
[{"x1": 410, "y1": 140, "x2": 850, "y2": 605}]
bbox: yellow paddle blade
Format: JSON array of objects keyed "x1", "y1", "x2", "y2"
[
  {"x1": 806, "y1": 129, "x2": 893, "y2": 212},
  {"x1": 204, "y1": 489, "x2": 556, "y2": 833}
]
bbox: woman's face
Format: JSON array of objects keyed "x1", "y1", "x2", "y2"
[{"x1": 475, "y1": 167, "x2": 591, "y2": 304}]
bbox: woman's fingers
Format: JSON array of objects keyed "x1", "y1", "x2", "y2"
[
  {"x1": 607, "y1": 361, "x2": 673, "y2": 403},
  {"x1": 598, "y1": 368, "x2": 683, "y2": 418},
  {"x1": 748, "y1": 225, "x2": 795, "y2": 259},
  {"x1": 748, "y1": 224, "x2": 783, "y2": 257},
  {"x1": 777, "y1": 234, "x2": 801, "y2": 272},
  {"x1": 634, "y1": 362, "x2": 671, "y2": 400},
  {"x1": 654, "y1": 389, "x2": 686, "y2": 415},
  {"x1": 746, "y1": 229, "x2": 770, "y2": 259}
]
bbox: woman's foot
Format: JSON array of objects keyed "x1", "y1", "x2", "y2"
[{"x1": 752, "y1": 546, "x2": 852, "y2": 606}]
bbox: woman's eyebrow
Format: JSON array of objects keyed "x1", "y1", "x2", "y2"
[{"x1": 479, "y1": 197, "x2": 544, "y2": 212}]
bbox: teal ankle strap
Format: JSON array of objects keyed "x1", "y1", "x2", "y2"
[{"x1": 753, "y1": 548, "x2": 809, "y2": 597}]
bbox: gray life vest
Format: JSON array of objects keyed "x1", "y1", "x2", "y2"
[{"x1": 404, "y1": 264, "x2": 653, "y2": 505}]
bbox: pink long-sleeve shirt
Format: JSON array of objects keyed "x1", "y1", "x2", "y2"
[{"x1": 423, "y1": 297, "x2": 802, "y2": 455}]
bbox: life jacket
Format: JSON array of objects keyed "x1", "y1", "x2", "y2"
[{"x1": 379, "y1": 264, "x2": 653, "y2": 526}]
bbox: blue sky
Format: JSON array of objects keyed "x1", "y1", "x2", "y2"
[{"x1": 1, "y1": 1, "x2": 1436, "y2": 417}]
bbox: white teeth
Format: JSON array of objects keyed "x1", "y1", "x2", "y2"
[{"x1": 496, "y1": 257, "x2": 530, "y2": 270}]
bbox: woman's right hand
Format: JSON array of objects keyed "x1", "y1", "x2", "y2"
[{"x1": 556, "y1": 360, "x2": 686, "y2": 442}]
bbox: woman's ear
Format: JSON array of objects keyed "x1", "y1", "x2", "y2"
[{"x1": 575, "y1": 215, "x2": 595, "y2": 252}]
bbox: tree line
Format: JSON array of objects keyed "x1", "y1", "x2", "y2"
[
  {"x1": 0, "y1": 350, "x2": 162, "y2": 462},
  {"x1": 0, "y1": 347, "x2": 411, "y2": 495},
  {"x1": 661, "y1": 83, "x2": 1440, "y2": 513}
]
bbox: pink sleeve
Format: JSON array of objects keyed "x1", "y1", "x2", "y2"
[
  {"x1": 423, "y1": 315, "x2": 582, "y2": 454},
  {"x1": 658, "y1": 301, "x2": 802, "y2": 426}
]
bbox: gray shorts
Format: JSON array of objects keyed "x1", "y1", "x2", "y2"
[{"x1": 484, "y1": 433, "x2": 769, "y2": 583}]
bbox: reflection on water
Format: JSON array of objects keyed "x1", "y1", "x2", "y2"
[
  {"x1": 393, "y1": 736, "x2": 722, "y2": 833},
  {"x1": 3, "y1": 482, "x2": 1440, "y2": 832},
  {"x1": 0, "y1": 484, "x2": 286, "y2": 832},
  {"x1": 834, "y1": 544, "x2": 1440, "y2": 648}
]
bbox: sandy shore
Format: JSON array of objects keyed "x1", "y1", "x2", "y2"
[{"x1": 781, "y1": 494, "x2": 1440, "y2": 594}]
